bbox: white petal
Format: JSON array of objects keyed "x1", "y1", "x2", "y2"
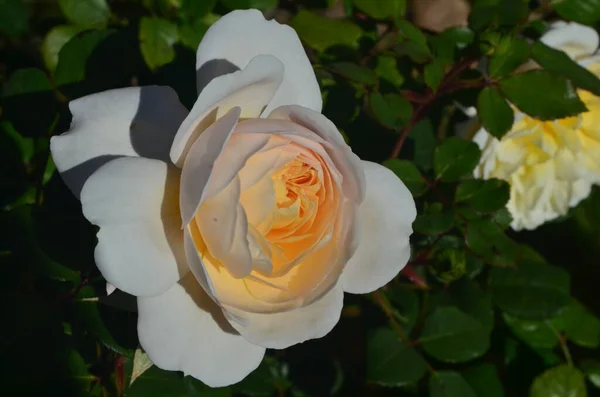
[
  {"x1": 170, "y1": 55, "x2": 283, "y2": 167},
  {"x1": 223, "y1": 285, "x2": 344, "y2": 350},
  {"x1": 196, "y1": 9, "x2": 321, "y2": 115},
  {"x1": 179, "y1": 106, "x2": 241, "y2": 226},
  {"x1": 138, "y1": 274, "x2": 265, "y2": 388},
  {"x1": 80, "y1": 157, "x2": 187, "y2": 297},
  {"x1": 50, "y1": 86, "x2": 188, "y2": 198},
  {"x1": 341, "y1": 161, "x2": 416, "y2": 294},
  {"x1": 541, "y1": 21, "x2": 599, "y2": 59}
]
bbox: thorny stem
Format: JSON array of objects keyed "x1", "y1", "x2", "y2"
[{"x1": 389, "y1": 57, "x2": 484, "y2": 159}]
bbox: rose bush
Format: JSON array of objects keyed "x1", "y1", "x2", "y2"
[
  {"x1": 49, "y1": 9, "x2": 416, "y2": 387},
  {"x1": 473, "y1": 22, "x2": 600, "y2": 231}
]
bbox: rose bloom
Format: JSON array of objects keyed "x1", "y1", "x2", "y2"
[
  {"x1": 474, "y1": 22, "x2": 600, "y2": 231},
  {"x1": 50, "y1": 10, "x2": 416, "y2": 387}
]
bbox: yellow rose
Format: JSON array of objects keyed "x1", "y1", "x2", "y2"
[
  {"x1": 474, "y1": 22, "x2": 600, "y2": 230},
  {"x1": 50, "y1": 10, "x2": 416, "y2": 386}
]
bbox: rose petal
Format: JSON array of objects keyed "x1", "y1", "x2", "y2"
[
  {"x1": 341, "y1": 161, "x2": 416, "y2": 294},
  {"x1": 541, "y1": 21, "x2": 599, "y2": 59},
  {"x1": 50, "y1": 86, "x2": 188, "y2": 198},
  {"x1": 195, "y1": 9, "x2": 321, "y2": 114},
  {"x1": 171, "y1": 55, "x2": 283, "y2": 167},
  {"x1": 223, "y1": 284, "x2": 343, "y2": 349},
  {"x1": 80, "y1": 157, "x2": 187, "y2": 297},
  {"x1": 138, "y1": 274, "x2": 265, "y2": 388}
]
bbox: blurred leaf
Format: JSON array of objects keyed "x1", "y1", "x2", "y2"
[
  {"x1": 420, "y1": 307, "x2": 490, "y2": 363},
  {"x1": 55, "y1": 29, "x2": 115, "y2": 87},
  {"x1": 465, "y1": 218, "x2": 518, "y2": 266},
  {"x1": 424, "y1": 58, "x2": 446, "y2": 91},
  {"x1": 139, "y1": 17, "x2": 179, "y2": 71},
  {"x1": 179, "y1": 13, "x2": 218, "y2": 51},
  {"x1": 503, "y1": 312, "x2": 561, "y2": 349},
  {"x1": 58, "y1": 0, "x2": 110, "y2": 27},
  {"x1": 455, "y1": 178, "x2": 510, "y2": 212},
  {"x1": 434, "y1": 137, "x2": 481, "y2": 182},
  {"x1": 353, "y1": 0, "x2": 405, "y2": 19},
  {"x1": 125, "y1": 364, "x2": 184, "y2": 396},
  {"x1": 130, "y1": 348, "x2": 154, "y2": 386},
  {"x1": 561, "y1": 300, "x2": 600, "y2": 348},
  {"x1": 488, "y1": 36, "x2": 529, "y2": 78},
  {"x1": 477, "y1": 86, "x2": 514, "y2": 139},
  {"x1": 291, "y1": 10, "x2": 362, "y2": 52},
  {"x1": 42, "y1": 25, "x2": 87, "y2": 73},
  {"x1": 430, "y1": 371, "x2": 477, "y2": 397},
  {"x1": 551, "y1": 0, "x2": 600, "y2": 25},
  {"x1": 397, "y1": 19, "x2": 429, "y2": 48},
  {"x1": 1, "y1": 121, "x2": 34, "y2": 164},
  {"x1": 383, "y1": 159, "x2": 427, "y2": 196},
  {"x1": 375, "y1": 55, "x2": 405, "y2": 87},
  {"x1": 367, "y1": 328, "x2": 428, "y2": 386},
  {"x1": 530, "y1": 365, "x2": 587, "y2": 397},
  {"x1": 469, "y1": 0, "x2": 529, "y2": 30},
  {"x1": 440, "y1": 26, "x2": 475, "y2": 48},
  {"x1": 331, "y1": 62, "x2": 378, "y2": 84},
  {"x1": 0, "y1": 0, "x2": 28, "y2": 36},
  {"x1": 532, "y1": 41, "x2": 600, "y2": 97},
  {"x1": 2, "y1": 68, "x2": 52, "y2": 97},
  {"x1": 499, "y1": 70, "x2": 587, "y2": 120},
  {"x1": 184, "y1": 377, "x2": 231, "y2": 397},
  {"x1": 66, "y1": 350, "x2": 98, "y2": 394},
  {"x1": 462, "y1": 364, "x2": 505, "y2": 397},
  {"x1": 220, "y1": 0, "x2": 277, "y2": 10},
  {"x1": 489, "y1": 261, "x2": 571, "y2": 320},
  {"x1": 430, "y1": 247, "x2": 467, "y2": 283},
  {"x1": 387, "y1": 287, "x2": 420, "y2": 333},
  {"x1": 409, "y1": 119, "x2": 435, "y2": 171},
  {"x1": 180, "y1": 0, "x2": 216, "y2": 19},
  {"x1": 232, "y1": 360, "x2": 277, "y2": 396},
  {"x1": 414, "y1": 207, "x2": 455, "y2": 235},
  {"x1": 581, "y1": 360, "x2": 600, "y2": 389},
  {"x1": 369, "y1": 92, "x2": 412, "y2": 128}
]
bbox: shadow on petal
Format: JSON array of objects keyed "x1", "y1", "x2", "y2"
[{"x1": 196, "y1": 58, "x2": 240, "y2": 96}]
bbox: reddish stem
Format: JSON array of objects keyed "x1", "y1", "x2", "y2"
[{"x1": 401, "y1": 264, "x2": 428, "y2": 289}]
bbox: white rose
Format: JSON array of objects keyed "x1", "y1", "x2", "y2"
[
  {"x1": 50, "y1": 10, "x2": 416, "y2": 387},
  {"x1": 474, "y1": 22, "x2": 600, "y2": 231}
]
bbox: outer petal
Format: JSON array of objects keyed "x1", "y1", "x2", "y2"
[
  {"x1": 170, "y1": 55, "x2": 283, "y2": 167},
  {"x1": 50, "y1": 86, "x2": 188, "y2": 198},
  {"x1": 80, "y1": 157, "x2": 187, "y2": 297},
  {"x1": 223, "y1": 284, "x2": 344, "y2": 350},
  {"x1": 195, "y1": 9, "x2": 321, "y2": 115},
  {"x1": 341, "y1": 161, "x2": 416, "y2": 294},
  {"x1": 541, "y1": 21, "x2": 599, "y2": 59},
  {"x1": 138, "y1": 274, "x2": 265, "y2": 388}
]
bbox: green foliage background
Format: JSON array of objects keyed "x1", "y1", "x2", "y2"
[{"x1": 1, "y1": 0, "x2": 600, "y2": 396}]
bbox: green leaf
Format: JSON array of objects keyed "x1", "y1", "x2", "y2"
[
  {"x1": 178, "y1": 13, "x2": 218, "y2": 51},
  {"x1": 430, "y1": 371, "x2": 477, "y2": 397},
  {"x1": 54, "y1": 29, "x2": 115, "y2": 87},
  {"x1": 387, "y1": 287, "x2": 420, "y2": 333},
  {"x1": 561, "y1": 300, "x2": 600, "y2": 348},
  {"x1": 130, "y1": 348, "x2": 154, "y2": 386},
  {"x1": 220, "y1": 0, "x2": 277, "y2": 10},
  {"x1": 424, "y1": 59, "x2": 446, "y2": 91},
  {"x1": 139, "y1": 17, "x2": 179, "y2": 71},
  {"x1": 503, "y1": 312, "x2": 562, "y2": 349},
  {"x1": 440, "y1": 26, "x2": 475, "y2": 48},
  {"x1": 58, "y1": 0, "x2": 110, "y2": 27},
  {"x1": 409, "y1": 119, "x2": 435, "y2": 171},
  {"x1": 489, "y1": 260, "x2": 571, "y2": 320},
  {"x1": 42, "y1": 25, "x2": 87, "y2": 73},
  {"x1": 367, "y1": 328, "x2": 428, "y2": 386},
  {"x1": 465, "y1": 219, "x2": 518, "y2": 267},
  {"x1": 420, "y1": 307, "x2": 490, "y2": 363},
  {"x1": 414, "y1": 208, "x2": 455, "y2": 235},
  {"x1": 455, "y1": 178, "x2": 510, "y2": 213},
  {"x1": 434, "y1": 137, "x2": 481, "y2": 182},
  {"x1": 581, "y1": 360, "x2": 600, "y2": 389},
  {"x1": 499, "y1": 70, "x2": 587, "y2": 120},
  {"x1": 0, "y1": 0, "x2": 28, "y2": 36},
  {"x1": 530, "y1": 365, "x2": 587, "y2": 397},
  {"x1": 369, "y1": 92, "x2": 412, "y2": 128},
  {"x1": 353, "y1": 0, "x2": 405, "y2": 19},
  {"x1": 375, "y1": 55, "x2": 404, "y2": 87},
  {"x1": 331, "y1": 62, "x2": 378, "y2": 85},
  {"x1": 383, "y1": 159, "x2": 427, "y2": 196},
  {"x1": 180, "y1": 0, "x2": 216, "y2": 19},
  {"x1": 291, "y1": 10, "x2": 362, "y2": 53},
  {"x1": 488, "y1": 36, "x2": 529, "y2": 78},
  {"x1": 2, "y1": 68, "x2": 52, "y2": 98},
  {"x1": 125, "y1": 364, "x2": 185, "y2": 396},
  {"x1": 232, "y1": 360, "x2": 277, "y2": 396},
  {"x1": 532, "y1": 40, "x2": 600, "y2": 97},
  {"x1": 477, "y1": 86, "x2": 514, "y2": 139},
  {"x1": 551, "y1": 0, "x2": 600, "y2": 25},
  {"x1": 397, "y1": 19, "x2": 428, "y2": 47},
  {"x1": 462, "y1": 364, "x2": 505, "y2": 397}
]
